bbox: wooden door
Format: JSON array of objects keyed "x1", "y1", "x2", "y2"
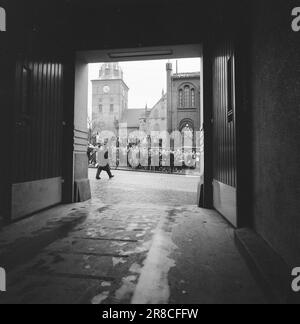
[{"x1": 212, "y1": 42, "x2": 237, "y2": 226}]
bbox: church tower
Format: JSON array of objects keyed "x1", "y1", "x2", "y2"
[{"x1": 92, "y1": 63, "x2": 129, "y2": 134}]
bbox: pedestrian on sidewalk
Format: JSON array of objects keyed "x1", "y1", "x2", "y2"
[
  {"x1": 95, "y1": 143, "x2": 114, "y2": 180},
  {"x1": 170, "y1": 150, "x2": 175, "y2": 173}
]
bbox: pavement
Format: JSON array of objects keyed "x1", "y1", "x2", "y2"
[
  {"x1": 89, "y1": 164, "x2": 201, "y2": 177},
  {"x1": 0, "y1": 170, "x2": 266, "y2": 304}
]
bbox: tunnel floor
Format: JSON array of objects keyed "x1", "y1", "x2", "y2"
[{"x1": 0, "y1": 170, "x2": 266, "y2": 304}]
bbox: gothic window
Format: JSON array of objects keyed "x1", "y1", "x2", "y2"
[
  {"x1": 179, "y1": 89, "x2": 183, "y2": 108},
  {"x1": 191, "y1": 88, "x2": 195, "y2": 107},
  {"x1": 179, "y1": 85, "x2": 196, "y2": 108},
  {"x1": 99, "y1": 104, "x2": 103, "y2": 113},
  {"x1": 110, "y1": 104, "x2": 114, "y2": 113},
  {"x1": 181, "y1": 124, "x2": 193, "y2": 134},
  {"x1": 180, "y1": 120, "x2": 194, "y2": 135},
  {"x1": 180, "y1": 120, "x2": 194, "y2": 146},
  {"x1": 184, "y1": 86, "x2": 190, "y2": 107}
]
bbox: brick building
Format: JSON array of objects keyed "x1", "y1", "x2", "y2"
[
  {"x1": 166, "y1": 63, "x2": 201, "y2": 134},
  {"x1": 140, "y1": 63, "x2": 201, "y2": 140}
]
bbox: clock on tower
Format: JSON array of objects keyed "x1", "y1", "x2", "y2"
[{"x1": 103, "y1": 86, "x2": 110, "y2": 93}]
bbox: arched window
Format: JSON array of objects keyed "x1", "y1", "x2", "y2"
[
  {"x1": 191, "y1": 88, "x2": 195, "y2": 107},
  {"x1": 184, "y1": 86, "x2": 190, "y2": 107},
  {"x1": 179, "y1": 89, "x2": 183, "y2": 108},
  {"x1": 180, "y1": 120, "x2": 194, "y2": 148},
  {"x1": 181, "y1": 123, "x2": 194, "y2": 136},
  {"x1": 179, "y1": 85, "x2": 196, "y2": 108}
]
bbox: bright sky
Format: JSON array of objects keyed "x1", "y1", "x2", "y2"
[{"x1": 88, "y1": 58, "x2": 201, "y2": 117}]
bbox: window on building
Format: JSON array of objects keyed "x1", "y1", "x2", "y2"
[
  {"x1": 180, "y1": 121, "x2": 194, "y2": 146},
  {"x1": 180, "y1": 120, "x2": 194, "y2": 134},
  {"x1": 184, "y1": 86, "x2": 190, "y2": 107},
  {"x1": 99, "y1": 104, "x2": 103, "y2": 113},
  {"x1": 179, "y1": 89, "x2": 183, "y2": 108},
  {"x1": 110, "y1": 104, "x2": 114, "y2": 113},
  {"x1": 105, "y1": 66, "x2": 110, "y2": 76},
  {"x1": 191, "y1": 88, "x2": 195, "y2": 107},
  {"x1": 181, "y1": 123, "x2": 193, "y2": 134}
]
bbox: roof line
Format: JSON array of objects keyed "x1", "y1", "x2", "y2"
[{"x1": 91, "y1": 78, "x2": 129, "y2": 89}]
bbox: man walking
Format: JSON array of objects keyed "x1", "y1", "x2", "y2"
[{"x1": 96, "y1": 143, "x2": 114, "y2": 180}]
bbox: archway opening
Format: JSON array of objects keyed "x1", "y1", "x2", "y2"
[{"x1": 73, "y1": 45, "x2": 203, "y2": 208}]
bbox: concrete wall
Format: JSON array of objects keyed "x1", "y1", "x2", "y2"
[
  {"x1": 250, "y1": 0, "x2": 300, "y2": 266},
  {"x1": 11, "y1": 178, "x2": 62, "y2": 220}
]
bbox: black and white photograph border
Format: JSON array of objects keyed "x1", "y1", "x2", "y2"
[{"x1": 0, "y1": 0, "x2": 299, "y2": 307}]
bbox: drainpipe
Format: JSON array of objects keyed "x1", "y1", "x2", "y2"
[{"x1": 166, "y1": 62, "x2": 172, "y2": 134}]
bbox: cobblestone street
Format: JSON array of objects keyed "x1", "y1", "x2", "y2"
[
  {"x1": 0, "y1": 170, "x2": 265, "y2": 304},
  {"x1": 90, "y1": 169, "x2": 199, "y2": 207}
]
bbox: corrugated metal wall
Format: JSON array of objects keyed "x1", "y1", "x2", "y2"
[
  {"x1": 13, "y1": 59, "x2": 64, "y2": 183},
  {"x1": 212, "y1": 42, "x2": 237, "y2": 188}
]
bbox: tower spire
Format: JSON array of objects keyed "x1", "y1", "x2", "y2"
[{"x1": 99, "y1": 62, "x2": 123, "y2": 80}]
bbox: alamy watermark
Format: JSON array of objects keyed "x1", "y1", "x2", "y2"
[
  {"x1": 292, "y1": 267, "x2": 300, "y2": 293},
  {"x1": 0, "y1": 267, "x2": 6, "y2": 292},
  {"x1": 292, "y1": 7, "x2": 300, "y2": 32},
  {"x1": 94, "y1": 127, "x2": 204, "y2": 172},
  {"x1": 0, "y1": 7, "x2": 6, "y2": 32}
]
